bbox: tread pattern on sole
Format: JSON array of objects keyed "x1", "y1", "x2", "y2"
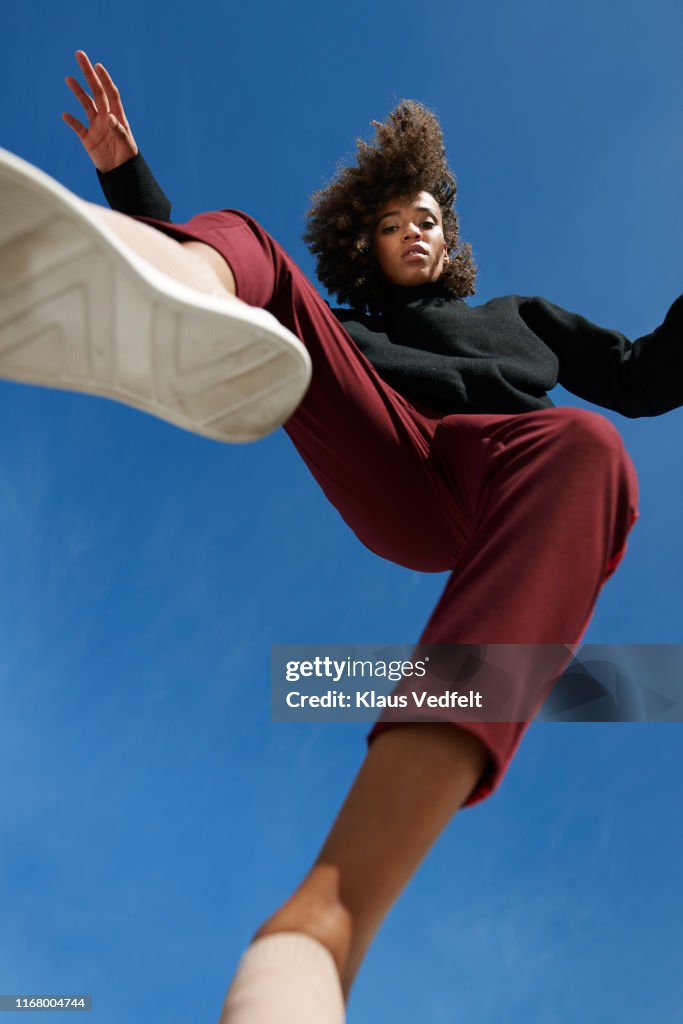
[{"x1": 0, "y1": 149, "x2": 312, "y2": 443}]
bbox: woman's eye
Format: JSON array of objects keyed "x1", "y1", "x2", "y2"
[{"x1": 381, "y1": 221, "x2": 434, "y2": 234}]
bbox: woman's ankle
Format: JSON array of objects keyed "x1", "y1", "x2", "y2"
[
  {"x1": 180, "y1": 240, "x2": 237, "y2": 295},
  {"x1": 252, "y1": 890, "x2": 353, "y2": 985},
  {"x1": 82, "y1": 202, "x2": 235, "y2": 297}
]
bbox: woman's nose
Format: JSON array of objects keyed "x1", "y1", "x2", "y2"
[{"x1": 403, "y1": 223, "x2": 421, "y2": 239}]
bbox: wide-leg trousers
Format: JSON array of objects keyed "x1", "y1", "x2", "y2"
[{"x1": 133, "y1": 208, "x2": 640, "y2": 808}]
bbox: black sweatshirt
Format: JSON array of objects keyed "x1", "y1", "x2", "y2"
[{"x1": 98, "y1": 154, "x2": 683, "y2": 419}]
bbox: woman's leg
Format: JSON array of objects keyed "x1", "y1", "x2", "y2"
[
  {"x1": 242, "y1": 406, "x2": 640, "y2": 1010},
  {"x1": 364, "y1": 406, "x2": 640, "y2": 808},
  {"x1": 253, "y1": 723, "x2": 489, "y2": 997}
]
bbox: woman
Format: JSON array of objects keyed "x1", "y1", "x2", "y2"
[{"x1": 2, "y1": 48, "x2": 679, "y2": 1023}]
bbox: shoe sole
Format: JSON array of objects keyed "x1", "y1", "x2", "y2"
[{"x1": 0, "y1": 147, "x2": 312, "y2": 443}]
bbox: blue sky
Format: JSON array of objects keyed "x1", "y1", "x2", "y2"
[{"x1": 1, "y1": 1, "x2": 682, "y2": 1021}]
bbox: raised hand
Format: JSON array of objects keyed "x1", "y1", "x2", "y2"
[{"x1": 62, "y1": 50, "x2": 138, "y2": 172}]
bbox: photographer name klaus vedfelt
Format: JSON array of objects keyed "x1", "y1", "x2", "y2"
[{"x1": 285, "y1": 689, "x2": 484, "y2": 709}]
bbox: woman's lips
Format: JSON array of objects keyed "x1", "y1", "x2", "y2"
[{"x1": 402, "y1": 252, "x2": 428, "y2": 262}]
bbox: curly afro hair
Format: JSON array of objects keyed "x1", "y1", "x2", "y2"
[{"x1": 303, "y1": 100, "x2": 477, "y2": 314}]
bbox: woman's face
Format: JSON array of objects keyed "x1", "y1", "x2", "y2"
[{"x1": 372, "y1": 191, "x2": 448, "y2": 287}]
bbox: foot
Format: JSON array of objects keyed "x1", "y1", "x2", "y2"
[{"x1": 0, "y1": 148, "x2": 311, "y2": 443}]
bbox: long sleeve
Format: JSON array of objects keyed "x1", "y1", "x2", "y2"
[
  {"x1": 96, "y1": 151, "x2": 172, "y2": 221},
  {"x1": 519, "y1": 294, "x2": 683, "y2": 417}
]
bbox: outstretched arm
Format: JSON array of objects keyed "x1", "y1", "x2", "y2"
[
  {"x1": 520, "y1": 293, "x2": 683, "y2": 418},
  {"x1": 62, "y1": 50, "x2": 172, "y2": 220}
]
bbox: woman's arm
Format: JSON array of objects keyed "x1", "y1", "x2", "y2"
[
  {"x1": 519, "y1": 293, "x2": 683, "y2": 418},
  {"x1": 62, "y1": 50, "x2": 172, "y2": 220},
  {"x1": 95, "y1": 152, "x2": 172, "y2": 221}
]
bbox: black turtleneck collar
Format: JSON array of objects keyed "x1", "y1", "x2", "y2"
[{"x1": 379, "y1": 279, "x2": 456, "y2": 312}]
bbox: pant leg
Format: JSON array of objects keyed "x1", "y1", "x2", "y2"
[
  {"x1": 132, "y1": 208, "x2": 468, "y2": 570},
  {"x1": 367, "y1": 406, "x2": 641, "y2": 808}
]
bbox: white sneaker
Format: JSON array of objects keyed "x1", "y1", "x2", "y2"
[{"x1": 0, "y1": 147, "x2": 312, "y2": 442}]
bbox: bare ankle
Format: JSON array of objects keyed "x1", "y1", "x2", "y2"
[
  {"x1": 253, "y1": 895, "x2": 352, "y2": 983},
  {"x1": 82, "y1": 202, "x2": 236, "y2": 298},
  {"x1": 180, "y1": 240, "x2": 237, "y2": 296}
]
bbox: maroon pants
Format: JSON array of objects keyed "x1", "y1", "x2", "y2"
[{"x1": 136, "y1": 208, "x2": 640, "y2": 807}]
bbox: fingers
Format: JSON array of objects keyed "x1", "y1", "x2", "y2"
[
  {"x1": 94, "y1": 62, "x2": 129, "y2": 128},
  {"x1": 65, "y1": 74, "x2": 98, "y2": 122},
  {"x1": 74, "y1": 49, "x2": 110, "y2": 114},
  {"x1": 63, "y1": 50, "x2": 137, "y2": 161},
  {"x1": 61, "y1": 111, "x2": 88, "y2": 140}
]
